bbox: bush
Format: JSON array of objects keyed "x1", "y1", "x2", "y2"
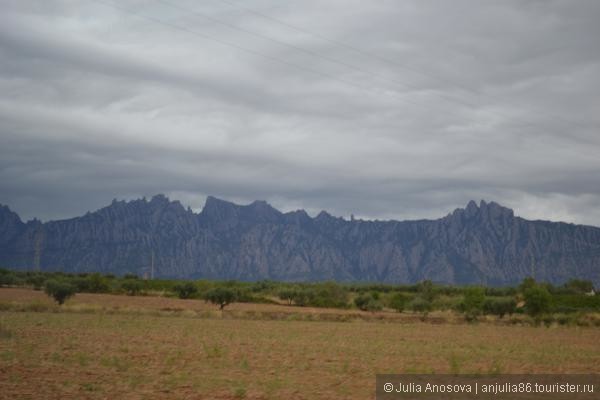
[
  {"x1": 25, "y1": 274, "x2": 46, "y2": 290},
  {"x1": 291, "y1": 289, "x2": 312, "y2": 307},
  {"x1": 563, "y1": 279, "x2": 594, "y2": 295},
  {"x1": 0, "y1": 272, "x2": 18, "y2": 287},
  {"x1": 354, "y1": 293, "x2": 382, "y2": 312},
  {"x1": 44, "y1": 279, "x2": 76, "y2": 305},
  {"x1": 173, "y1": 282, "x2": 199, "y2": 299},
  {"x1": 204, "y1": 287, "x2": 237, "y2": 310},
  {"x1": 121, "y1": 279, "x2": 143, "y2": 296},
  {"x1": 551, "y1": 294, "x2": 600, "y2": 313},
  {"x1": 233, "y1": 287, "x2": 253, "y2": 303},
  {"x1": 366, "y1": 298, "x2": 383, "y2": 312},
  {"x1": 388, "y1": 293, "x2": 409, "y2": 313},
  {"x1": 483, "y1": 297, "x2": 517, "y2": 318},
  {"x1": 460, "y1": 287, "x2": 485, "y2": 321},
  {"x1": 251, "y1": 280, "x2": 276, "y2": 293},
  {"x1": 523, "y1": 286, "x2": 552, "y2": 317},
  {"x1": 408, "y1": 295, "x2": 432, "y2": 317},
  {"x1": 485, "y1": 287, "x2": 517, "y2": 297},
  {"x1": 86, "y1": 273, "x2": 110, "y2": 293},
  {"x1": 354, "y1": 294, "x2": 369, "y2": 310},
  {"x1": 417, "y1": 280, "x2": 436, "y2": 302},
  {"x1": 71, "y1": 274, "x2": 110, "y2": 293},
  {"x1": 307, "y1": 282, "x2": 349, "y2": 308},
  {"x1": 277, "y1": 288, "x2": 297, "y2": 305}
]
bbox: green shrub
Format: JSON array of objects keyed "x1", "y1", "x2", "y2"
[
  {"x1": 121, "y1": 279, "x2": 143, "y2": 296},
  {"x1": 72, "y1": 274, "x2": 110, "y2": 293},
  {"x1": 44, "y1": 279, "x2": 76, "y2": 305},
  {"x1": 277, "y1": 288, "x2": 297, "y2": 305},
  {"x1": 354, "y1": 293, "x2": 382, "y2": 312},
  {"x1": 25, "y1": 274, "x2": 46, "y2": 290},
  {"x1": 86, "y1": 273, "x2": 110, "y2": 293},
  {"x1": 307, "y1": 282, "x2": 349, "y2": 308},
  {"x1": 204, "y1": 287, "x2": 237, "y2": 310},
  {"x1": 460, "y1": 287, "x2": 486, "y2": 321},
  {"x1": 417, "y1": 280, "x2": 436, "y2": 302},
  {"x1": 233, "y1": 287, "x2": 253, "y2": 303},
  {"x1": 388, "y1": 292, "x2": 409, "y2": 313},
  {"x1": 291, "y1": 289, "x2": 312, "y2": 306},
  {"x1": 523, "y1": 286, "x2": 552, "y2": 317},
  {"x1": 173, "y1": 282, "x2": 199, "y2": 299},
  {"x1": 563, "y1": 279, "x2": 594, "y2": 295},
  {"x1": 250, "y1": 280, "x2": 276, "y2": 293},
  {"x1": 485, "y1": 287, "x2": 517, "y2": 297},
  {"x1": 432, "y1": 295, "x2": 462, "y2": 311},
  {"x1": 551, "y1": 294, "x2": 600, "y2": 313},
  {"x1": 0, "y1": 272, "x2": 19, "y2": 287},
  {"x1": 408, "y1": 295, "x2": 432, "y2": 316},
  {"x1": 483, "y1": 297, "x2": 517, "y2": 318}
]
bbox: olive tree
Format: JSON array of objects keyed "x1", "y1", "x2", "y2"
[
  {"x1": 204, "y1": 287, "x2": 237, "y2": 310},
  {"x1": 44, "y1": 279, "x2": 76, "y2": 305}
]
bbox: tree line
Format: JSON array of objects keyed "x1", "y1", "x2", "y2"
[{"x1": 0, "y1": 268, "x2": 597, "y2": 321}]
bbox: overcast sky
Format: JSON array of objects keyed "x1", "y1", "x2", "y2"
[{"x1": 1, "y1": 0, "x2": 599, "y2": 226}]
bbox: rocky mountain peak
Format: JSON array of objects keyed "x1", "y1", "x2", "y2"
[
  {"x1": 315, "y1": 210, "x2": 333, "y2": 221},
  {"x1": 451, "y1": 200, "x2": 514, "y2": 220},
  {"x1": 0, "y1": 204, "x2": 20, "y2": 220},
  {"x1": 284, "y1": 209, "x2": 312, "y2": 225},
  {"x1": 149, "y1": 194, "x2": 170, "y2": 205},
  {"x1": 242, "y1": 200, "x2": 281, "y2": 223},
  {"x1": 0, "y1": 204, "x2": 24, "y2": 242},
  {"x1": 202, "y1": 196, "x2": 238, "y2": 215},
  {"x1": 465, "y1": 199, "x2": 479, "y2": 216},
  {"x1": 479, "y1": 199, "x2": 514, "y2": 220}
]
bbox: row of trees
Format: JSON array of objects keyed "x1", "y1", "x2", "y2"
[
  {"x1": 0, "y1": 268, "x2": 596, "y2": 317},
  {"x1": 40, "y1": 278, "x2": 238, "y2": 309}
]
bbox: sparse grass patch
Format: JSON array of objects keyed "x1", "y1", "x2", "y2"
[
  {"x1": 448, "y1": 354, "x2": 462, "y2": 374},
  {"x1": 81, "y1": 382, "x2": 100, "y2": 392},
  {"x1": 233, "y1": 385, "x2": 247, "y2": 399}
]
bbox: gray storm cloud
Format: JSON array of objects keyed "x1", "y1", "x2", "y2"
[{"x1": 1, "y1": 0, "x2": 599, "y2": 225}]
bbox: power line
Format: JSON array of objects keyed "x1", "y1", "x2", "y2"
[
  {"x1": 146, "y1": 0, "x2": 563, "y2": 135},
  {"x1": 151, "y1": 0, "x2": 592, "y2": 140},
  {"x1": 89, "y1": 0, "x2": 439, "y2": 111},
  {"x1": 218, "y1": 0, "x2": 477, "y2": 97},
  {"x1": 153, "y1": 0, "x2": 471, "y2": 107},
  {"x1": 215, "y1": 0, "x2": 590, "y2": 133},
  {"x1": 90, "y1": 1, "x2": 367, "y2": 90},
  {"x1": 90, "y1": 0, "x2": 589, "y2": 142}
]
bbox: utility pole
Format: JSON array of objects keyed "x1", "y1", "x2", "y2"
[
  {"x1": 151, "y1": 249, "x2": 155, "y2": 280},
  {"x1": 33, "y1": 228, "x2": 43, "y2": 272}
]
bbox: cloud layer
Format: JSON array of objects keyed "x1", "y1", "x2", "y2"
[{"x1": 1, "y1": 0, "x2": 599, "y2": 225}]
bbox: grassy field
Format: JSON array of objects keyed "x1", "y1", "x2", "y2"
[{"x1": 1, "y1": 289, "x2": 599, "y2": 399}]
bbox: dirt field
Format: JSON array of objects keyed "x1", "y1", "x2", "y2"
[{"x1": 1, "y1": 289, "x2": 599, "y2": 399}]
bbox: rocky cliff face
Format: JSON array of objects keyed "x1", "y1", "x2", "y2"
[{"x1": 1, "y1": 195, "x2": 599, "y2": 285}]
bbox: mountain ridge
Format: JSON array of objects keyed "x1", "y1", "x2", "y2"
[{"x1": 1, "y1": 195, "x2": 599, "y2": 286}]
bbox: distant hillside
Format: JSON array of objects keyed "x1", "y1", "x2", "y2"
[{"x1": 1, "y1": 195, "x2": 599, "y2": 285}]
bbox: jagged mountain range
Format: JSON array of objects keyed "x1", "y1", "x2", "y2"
[{"x1": 1, "y1": 195, "x2": 599, "y2": 286}]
